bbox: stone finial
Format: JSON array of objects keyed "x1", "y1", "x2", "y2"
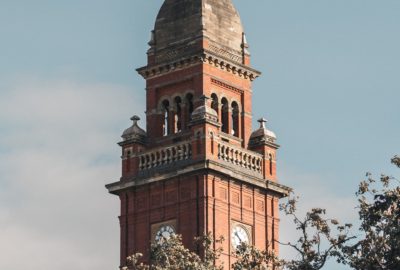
[
  {"x1": 131, "y1": 115, "x2": 140, "y2": 121},
  {"x1": 258, "y1": 118, "x2": 268, "y2": 129},
  {"x1": 130, "y1": 115, "x2": 141, "y2": 125},
  {"x1": 242, "y1": 32, "x2": 250, "y2": 56},
  {"x1": 122, "y1": 115, "x2": 146, "y2": 142},
  {"x1": 190, "y1": 95, "x2": 218, "y2": 124},
  {"x1": 249, "y1": 117, "x2": 278, "y2": 147},
  {"x1": 148, "y1": 30, "x2": 155, "y2": 46},
  {"x1": 199, "y1": 95, "x2": 211, "y2": 106},
  {"x1": 242, "y1": 32, "x2": 249, "y2": 48}
]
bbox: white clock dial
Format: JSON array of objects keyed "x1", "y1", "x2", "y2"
[
  {"x1": 155, "y1": 225, "x2": 175, "y2": 243},
  {"x1": 231, "y1": 225, "x2": 250, "y2": 249}
]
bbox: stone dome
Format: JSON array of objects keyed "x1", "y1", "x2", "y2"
[
  {"x1": 250, "y1": 118, "x2": 277, "y2": 144},
  {"x1": 152, "y1": 0, "x2": 245, "y2": 60},
  {"x1": 192, "y1": 103, "x2": 218, "y2": 118},
  {"x1": 122, "y1": 116, "x2": 147, "y2": 142},
  {"x1": 191, "y1": 95, "x2": 219, "y2": 123}
]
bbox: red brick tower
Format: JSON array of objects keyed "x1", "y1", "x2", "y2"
[{"x1": 106, "y1": 0, "x2": 290, "y2": 268}]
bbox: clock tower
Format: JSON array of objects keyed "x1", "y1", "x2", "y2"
[{"x1": 106, "y1": 0, "x2": 290, "y2": 268}]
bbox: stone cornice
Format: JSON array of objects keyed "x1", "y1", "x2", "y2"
[
  {"x1": 118, "y1": 138, "x2": 146, "y2": 147},
  {"x1": 202, "y1": 50, "x2": 261, "y2": 81},
  {"x1": 136, "y1": 50, "x2": 261, "y2": 81},
  {"x1": 137, "y1": 54, "x2": 202, "y2": 79},
  {"x1": 106, "y1": 159, "x2": 291, "y2": 197}
]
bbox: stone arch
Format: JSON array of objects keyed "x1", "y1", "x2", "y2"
[
  {"x1": 231, "y1": 101, "x2": 240, "y2": 137},
  {"x1": 158, "y1": 96, "x2": 172, "y2": 112},
  {"x1": 185, "y1": 92, "x2": 194, "y2": 122},
  {"x1": 221, "y1": 97, "x2": 229, "y2": 134},
  {"x1": 173, "y1": 96, "x2": 183, "y2": 133},
  {"x1": 183, "y1": 90, "x2": 195, "y2": 98},
  {"x1": 161, "y1": 99, "x2": 170, "y2": 136},
  {"x1": 171, "y1": 93, "x2": 184, "y2": 105},
  {"x1": 211, "y1": 93, "x2": 219, "y2": 118}
]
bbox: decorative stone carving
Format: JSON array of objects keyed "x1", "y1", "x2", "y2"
[
  {"x1": 249, "y1": 118, "x2": 279, "y2": 148},
  {"x1": 121, "y1": 116, "x2": 147, "y2": 144},
  {"x1": 138, "y1": 141, "x2": 192, "y2": 171},
  {"x1": 190, "y1": 95, "x2": 219, "y2": 126}
]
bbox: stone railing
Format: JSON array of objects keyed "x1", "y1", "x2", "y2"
[
  {"x1": 217, "y1": 141, "x2": 263, "y2": 174},
  {"x1": 138, "y1": 142, "x2": 192, "y2": 171}
]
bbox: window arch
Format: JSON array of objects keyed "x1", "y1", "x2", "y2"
[
  {"x1": 231, "y1": 101, "x2": 239, "y2": 137},
  {"x1": 162, "y1": 100, "x2": 170, "y2": 136},
  {"x1": 174, "y1": 96, "x2": 182, "y2": 133},
  {"x1": 221, "y1": 97, "x2": 229, "y2": 134},
  {"x1": 211, "y1": 93, "x2": 219, "y2": 115},
  {"x1": 185, "y1": 93, "x2": 194, "y2": 122}
]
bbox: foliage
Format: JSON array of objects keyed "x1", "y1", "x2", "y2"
[
  {"x1": 341, "y1": 155, "x2": 400, "y2": 270},
  {"x1": 122, "y1": 156, "x2": 400, "y2": 270},
  {"x1": 232, "y1": 242, "x2": 281, "y2": 270},
  {"x1": 231, "y1": 195, "x2": 354, "y2": 270},
  {"x1": 122, "y1": 234, "x2": 223, "y2": 270},
  {"x1": 278, "y1": 196, "x2": 353, "y2": 270},
  {"x1": 194, "y1": 234, "x2": 224, "y2": 270},
  {"x1": 122, "y1": 198, "x2": 353, "y2": 270}
]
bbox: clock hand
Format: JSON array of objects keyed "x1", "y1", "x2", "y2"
[{"x1": 235, "y1": 232, "x2": 242, "y2": 242}]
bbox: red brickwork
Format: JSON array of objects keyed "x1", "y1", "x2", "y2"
[
  {"x1": 117, "y1": 172, "x2": 282, "y2": 267},
  {"x1": 106, "y1": 1, "x2": 290, "y2": 269}
]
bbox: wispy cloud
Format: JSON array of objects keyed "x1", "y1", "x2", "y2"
[{"x1": 0, "y1": 78, "x2": 144, "y2": 270}]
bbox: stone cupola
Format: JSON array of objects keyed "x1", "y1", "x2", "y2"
[
  {"x1": 190, "y1": 95, "x2": 219, "y2": 126},
  {"x1": 121, "y1": 116, "x2": 147, "y2": 145},
  {"x1": 249, "y1": 118, "x2": 279, "y2": 148},
  {"x1": 148, "y1": 0, "x2": 248, "y2": 65}
]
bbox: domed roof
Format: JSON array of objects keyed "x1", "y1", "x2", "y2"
[
  {"x1": 192, "y1": 103, "x2": 218, "y2": 118},
  {"x1": 191, "y1": 95, "x2": 219, "y2": 123},
  {"x1": 250, "y1": 118, "x2": 277, "y2": 143},
  {"x1": 152, "y1": 0, "x2": 245, "y2": 61},
  {"x1": 122, "y1": 116, "x2": 147, "y2": 142}
]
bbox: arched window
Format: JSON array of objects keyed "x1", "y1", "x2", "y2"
[
  {"x1": 186, "y1": 93, "x2": 194, "y2": 121},
  {"x1": 211, "y1": 93, "x2": 219, "y2": 116},
  {"x1": 231, "y1": 101, "x2": 239, "y2": 137},
  {"x1": 221, "y1": 98, "x2": 229, "y2": 134},
  {"x1": 174, "y1": 96, "x2": 182, "y2": 133},
  {"x1": 162, "y1": 100, "x2": 170, "y2": 136}
]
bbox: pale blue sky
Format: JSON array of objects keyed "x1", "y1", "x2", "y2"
[{"x1": 0, "y1": 1, "x2": 399, "y2": 270}]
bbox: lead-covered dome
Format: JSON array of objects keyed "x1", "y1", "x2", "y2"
[
  {"x1": 249, "y1": 118, "x2": 278, "y2": 146},
  {"x1": 190, "y1": 95, "x2": 219, "y2": 125},
  {"x1": 151, "y1": 0, "x2": 245, "y2": 63},
  {"x1": 121, "y1": 116, "x2": 147, "y2": 143}
]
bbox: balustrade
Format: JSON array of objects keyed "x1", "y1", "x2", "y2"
[
  {"x1": 136, "y1": 140, "x2": 262, "y2": 175},
  {"x1": 217, "y1": 142, "x2": 263, "y2": 174},
  {"x1": 138, "y1": 142, "x2": 192, "y2": 171}
]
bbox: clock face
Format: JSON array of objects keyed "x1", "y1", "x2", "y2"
[
  {"x1": 155, "y1": 225, "x2": 175, "y2": 243},
  {"x1": 231, "y1": 224, "x2": 250, "y2": 249}
]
